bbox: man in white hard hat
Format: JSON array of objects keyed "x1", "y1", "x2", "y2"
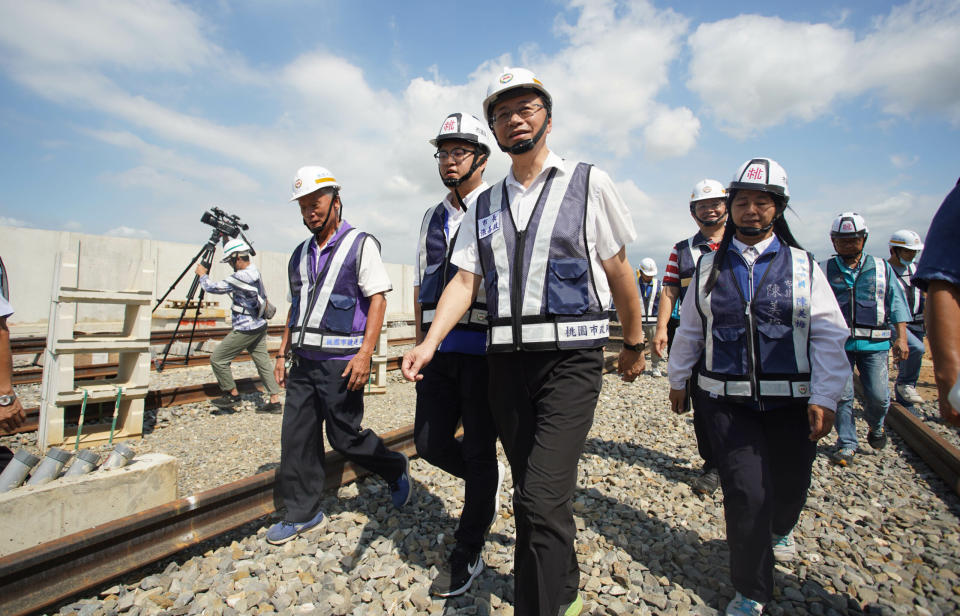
[
  {"x1": 403, "y1": 67, "x2": 645, "y2": 616},
  {"x1": 268, "y1": 166, "x2": 412, "y2": 545},
  {"x1": 824, "y1": 212, "x2": 910, "y2": 466},
  {"x1": 653, "y1": 179, "x2": 728, "y2": 495},
  {"x1": 196, "y1": 239, "x2": 282, "y2": 413},
  {"x1": 637, "y1": 257, "x2": 663, "y2": 376},
  {"x1": 887, "y1": 229, "x2": 926, "y2": 406},
  {"x1": 414, "y1": 112, "x2": 504, "y2": 597}
]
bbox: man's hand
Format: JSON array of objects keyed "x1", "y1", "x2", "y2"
[
  {"x1": 342, "y1": 350, "x2": 372, "y2": 391},
  {"x1": 0, "y1": 397, "x2": 25, "y2": 433},
  {"x1": 617, "y1": 347, "x2": 645, "y2": 382},
  {"x1": 402, "y1": 344, "x2": 436, "y2": 382},
  {"x1": 807, "y1": 404, "x2": 835, "y2": 441},
  {"x1": 669, "y1": 387, "x2": 687, "y2": 414},
  {"x1": 195, "y1": 264, "x2": 208, "y2": 277},
  {"x1": 274, "y1": 356, "x2": 287, "y2": 388},
  {"x1": 892, "y1": 336, "x2": 909, "y2": 362},
  {"x1": 653, "y1": 327, "x2": 669, "y2": 359}
]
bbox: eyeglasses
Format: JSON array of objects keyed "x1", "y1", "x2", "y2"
[
  {"x1": 694, "y1": 201, "x2": 725, "y2": 212},
  {"x1": 492, "y1": 103, "x2": 545, "y2": 126},
  {"x1": 434, "y1": 147, "x2": 477, "y2": 163}
]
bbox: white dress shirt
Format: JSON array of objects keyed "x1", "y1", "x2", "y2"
[{"x1": 667, "y1": 237, "x2": 850, "y2": 410}]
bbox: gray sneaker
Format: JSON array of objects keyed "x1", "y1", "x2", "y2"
[
  {"x1": 692, "y1": 467, "x2": 720, "y2": 494},
  {"x1": 772, "y1": 529, "x2": 797, "y2": 562},
  {"x1": 830, "y1": 448, "x2": 855, "y2": 466}
]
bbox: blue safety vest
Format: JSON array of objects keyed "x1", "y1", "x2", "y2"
[
  {"x1": 288, "y1": 227, "x2": 371, "y2": 354},
  {"x1": 695, "y1": 237, "x2": 814, "y2": 404},
  {"x1": 824, "y1": 256, "x2": 892, "y2": 342},
  {"x1": 891, "y1": 261, "x2": 924, "y2": 329},
  {"x1": 476, "y1": 162, "x2": 609, "y2": 352},
  {"x1": 639, "y1": 279, "x2": 661, "y2": 325},
  {"x1": 671, "y1": 233, "x2": 714, "y2": 318}
]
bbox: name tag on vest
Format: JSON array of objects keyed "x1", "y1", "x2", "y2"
[{"x1": 478, "y1": 211, "x2": 501, "y2": 239}]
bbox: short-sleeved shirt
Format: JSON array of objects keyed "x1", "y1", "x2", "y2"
[
  {"x1": 412, "y1": 182, "x2": 488, "y2": 286},
  {"x1": 450, "y1": 150, "x2": 636, "y2": 309},
  {"x1": 827, "y1": 256, "x2": 911, "y2": 353},
  {"x1": 0, "y1": 295, "x2": 12, "y2": 320},
  {"x1": 914, "y1": 181, "x2": 960, "y2": 291}
]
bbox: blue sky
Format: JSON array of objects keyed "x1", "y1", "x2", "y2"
[{"x1": 1, "y1": 0, "x2": 958, "y2": 273}]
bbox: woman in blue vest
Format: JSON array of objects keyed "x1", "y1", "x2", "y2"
[{"x1": 667, "y1": 158, "x2": 849, "y2": 616}]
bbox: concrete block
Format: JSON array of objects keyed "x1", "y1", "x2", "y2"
[{"x1": 0, "y1": 453, "x2": 177, "y2": 557}]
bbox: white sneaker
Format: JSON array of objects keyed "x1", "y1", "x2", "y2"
[
  {"x1": 772, "y1": 529, "x2": 797, "y2": 562},
  {"x1": 896, "y1": 384, "x2": 924, "y2": 405},
  {"x1": 650, "y1": 368, "x2": 662, "y2": 377},
  {"x1": 489, "y1": 461, "x2": 506, "y2": 529},
  {"x1": 725, "y1": 592, "x2": 764, "y2": 615}
]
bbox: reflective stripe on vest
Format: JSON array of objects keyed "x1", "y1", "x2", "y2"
[
  {"x1": 892, "y1": 262, "x2": 924, "y2": 326},
  {"x1": 639, "y1": 279, "x2": 661, "y2": 324},
  {"x1": 290, "y1": 229, "x2": 366, "y2": 354},
  {"x1": 695, "y1": 242, "x2": 813, "y2": 401},
  {"x1": 476, "y1": 162, "x2": 608, "y2": 352},
  {"x1": 825, "y1": 255, "x2": 889, "y2": 341}
]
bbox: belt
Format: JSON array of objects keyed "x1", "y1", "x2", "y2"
[
  {"x1": 698, "y1": 373, "x2": 812, "y2": 398},
  {"x1": 490, "y1": 318, "x2": 609, "y2": 346}
]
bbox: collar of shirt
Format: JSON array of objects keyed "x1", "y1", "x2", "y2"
[
  {"x1": 441, "y1": 182, "x2": 489, "y2": 220},
  {"x1": 504, "y1": 150, "x2": 565, "y2": 195},
  {"x1": 731, "y1": 235, "x2": 777, "y2": 265},
  {"x1": 503, "y1": 150, "x2": 565, "y2": 229},
  {"x1": 309, "y1": 220, "x2": 354, "y2": 279},
  {"x1": 833, "y1": 254, "x2": 865, "y2": 274}
]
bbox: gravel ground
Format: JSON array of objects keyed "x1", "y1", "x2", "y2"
[{"x1": 27, "y1": 366, "x2": 960, "y2": 616}]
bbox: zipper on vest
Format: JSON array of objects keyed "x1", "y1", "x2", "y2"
[
  {"x1": 743, "y1": 265, "x2": 760, "y2": 407},
  {"x1": 511, "y1": 228, "x2": 526, "y2": 351}
]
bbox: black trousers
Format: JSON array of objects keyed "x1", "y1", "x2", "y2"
[
  {"x1": 488, "y1": 348, "x2": 603, "y2": 616},
  {"x1": 670, "y1": 318, "x2": 714, "y2": 470},
  {"x1": 695, "y1": 389, "x2": 816, "y2": 603},
  {"x1": 415, "y1": 352, "x2": 499, "y2": 552},
  {"x1": 275, "y1": 357, "x2": 405, "y2": 522}
]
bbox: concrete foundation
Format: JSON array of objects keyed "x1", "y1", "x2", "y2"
[{"x1": 0, "y1": 453, "x2": 178, "y2": 557}]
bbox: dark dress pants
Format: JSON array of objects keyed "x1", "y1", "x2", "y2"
[
  {"x1": 488, "y1": 348, "x2": 603, "y2": 616},
  {"x1": 275, "y1": 357, "x2": 405, "y2": 522}
]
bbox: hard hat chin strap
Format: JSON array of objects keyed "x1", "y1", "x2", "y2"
[
  {"x1": 499, "y1": 118, "x2": 549, "y2": 154},
  {"x1": 735, "y1": 210, "x2": 781, "y2": 237},
  {"x1": 694, "y1": 211, "x2": 727, "y2": 228},
  {"x1": 305, "y1": 191, "x2": 341, "y2": 238},
  {"x1": 440, "y1": 152, "x2": 489, "y2": 188}
]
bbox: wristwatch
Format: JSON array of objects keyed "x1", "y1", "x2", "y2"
[
  {"x1": 0, "y1": 393, "x2": 16, "y2": 406},
  {"x1": 622, "y1": 340, "x2": 646, "y2": 352}
]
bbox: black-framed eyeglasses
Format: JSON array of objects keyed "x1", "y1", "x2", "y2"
[
  {"x1": 492, "y1": 103, "x2": 545, "y2": 126},
  {"x1": 434, "y1": 147, "x2": 477, "y2": 163}
]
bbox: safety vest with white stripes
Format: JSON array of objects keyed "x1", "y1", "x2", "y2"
[
  {"x1": 694, "y1": 239, "x2": 814, "y2": 403},
  {"x1": 639, "y1": 278, "x2": 661, "y2": 325},
  {"x1": 891, "y1": 261, "x2": 924, "y2": 329},
  {"x1": 287, "y1": 227, "x2": 371, "y2": 355},
  {"x1": 824, "y1": 256, "x2": 892, "y2": 342},
  {"x1": 475, "y1": 161, "x2": 609, "y2": 353}
]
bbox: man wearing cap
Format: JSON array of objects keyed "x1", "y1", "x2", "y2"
[
  {"x1": 268, "y1": 166, "x2": 411, "y2": 546},
  {"x1": 414, "y1": 112, "x2": 504, "y2": 597},
  {"x1": 403, "y1": 67, "x2": 645, "y2": 616},
  {"x1": 652, "y1": 179, "x2": 728, "y2": 495},
  {"x1": 196, "y1": 240, "x2": 282, "y2": 414},
  {"x1": 887, "y1": 229, "x2": 926, "y2": 407},
  {"x1": 637, "y1": 257, "x2": 663, "y2": 377}
]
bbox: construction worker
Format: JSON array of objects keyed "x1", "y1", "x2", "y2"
[
  {"x1": 887, "y1": 229, "x2": 926, "y2": 407},
  {"x1": 637, "y1": 257, "x2": 663, "y2": 376},
  {"x1": 403, "y1": 67, "x2": 645, "y2": 616},
  {"x1": 654, "y1": 179, "x2": 727, "y2": 494},
  {"x1": 196, "y1": 239, "x2": 282, "y2": 414},
  {"x1": 668, "y1": 158, "x2": 849, "y2": 616},
  {"x1": 268, "y1": 166, "x2": 412, "y2": 545},
  {"x1": 414, "y1": 112, "x2": 504, "y2": 597},
  {"x1": 0, "y1": 255, "x2": 25, "y2": 471},
  {"x1": 824, "y1": 212, "x2": 910, "y2": 466}
]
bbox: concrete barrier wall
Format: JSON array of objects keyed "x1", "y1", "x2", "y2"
[{"x1": 0, "y1": 225, "x2": 415, "y2": 328}]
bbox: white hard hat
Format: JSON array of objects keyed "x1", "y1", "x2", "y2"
[
  {"x1": 482, "y1": 67, "x2": 552, "y2": 126},
  {"x1": 728, "y1": 158, "x2": 790, "y2": 202},
  {"x1": 290, "y1": 166, "x2": 340, "y2": 202},
  {"x1": 889, "y1": 229, "x2": 923, "y2": 251},
  {"x1": 221, "y1": 238, "x2": 251, "y2": 262},
  {"x1": 690, "y1": 179, "x2": 727, "y2": 204},
  {"x1": 430, "y1": 112, "x2": 496, "y2": 154},
  {"x1": 638, "y1": 258, "x2": 658, "y2": 277},
  {"x1": 831, "y1": 212, "x2": 869, "y2": 237}
]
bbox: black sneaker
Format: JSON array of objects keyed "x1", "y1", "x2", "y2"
[
  {"x1": 257, "y1": 401, "x2": 282, "y2": 414},
  {"x1": 691, "y1": 467, "x2": 720, "y2": 494},
  {"x1": 830, "y1": 448, "x2": 855, "y2": 466},
  {"x1": 429, "y1": 545, "x2": 483, "y2": 597},
  {"x1": 867, "y1": 428, "x2": 887, "y2": 450},
  {"x1": 211, "y1": 394, "x2": 241, "y2": 409}
]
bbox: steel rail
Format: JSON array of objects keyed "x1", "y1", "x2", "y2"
[{"x1": 0, "y1": 426, "x2": 418, "y2": 616}]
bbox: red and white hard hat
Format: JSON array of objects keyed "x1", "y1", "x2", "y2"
[
  {"x1": 430, "y1": 112, "x2": 496, "y2": 154},
  {"x1": 830, "y1": 212, "x2": 868, "y2": 237},
  {"x1": 889, "y1": 229, "x2": 923, "y2": 251},
  {"x1": 482, "y1": 67, "x2": 552, "y2": 125},
  {"x1": 290, "y1": 166, "x2": 340, "y2": 202},
  {"x1": 638, "y1": 258, "x2": 658, "y2": 277},
  {"x1": 690, "y1": 179, "x2": 726, "y2": 204},
  {"x1": 728, "y1": 158, "x2": 790, "y2": 202}
]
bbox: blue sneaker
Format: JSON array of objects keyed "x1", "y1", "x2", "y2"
[
  {"x1": 390, "y1": 453, "x2": 412, "y2": 509},
  {"x1": 265, "y1": 510, "x2": 326, "y2": 545},
  {"x1": 725, "y1": 592, "x2": 764, "y2": 615}
]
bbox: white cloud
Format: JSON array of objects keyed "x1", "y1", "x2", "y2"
[
  {"x1": 643, "y1": 107, "x2": 701, "y2": 160},
  {"x1": 0, "y1": 216, "x2": 32, "y2": 227},
  {"x1": 105, "y1": 226, "x2": 152, "y2": 239},
  {"x1": 890, "y1": 153, "x2": 919, "y2": 169},
  {"x1": 687, "y1": 0, "x2": 960, "y2": 132}
]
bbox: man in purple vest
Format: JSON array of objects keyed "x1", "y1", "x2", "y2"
[
  {"x1": 403, "y1": 67, "x2": 646, "y2": 616},
  {"x1": 267, "y1": 166, "x2": 412, "y2": 545}
]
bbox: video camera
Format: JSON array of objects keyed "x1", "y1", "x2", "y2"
[{"x1": 200, "y1": 206, "x2": 249, "y2": 240}]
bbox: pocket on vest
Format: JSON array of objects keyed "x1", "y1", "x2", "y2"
[
  {"x1": 546, "y1": 258, "x2": 590, "y2": 315},
  {"x1": 854, "y1": 299, "x2": 879, "y2": 326},
  {"x1": 711, "y1": 326, "x2": 746, "y2": 374},
  {"x1": 419, "y1": 262, "x2": 443, "y2": 304},
  {"x1": 326, "y1": 294, "x2": 357, "y2": 333},
  {"x1": 756, "y1": 322, "x2": 794, "y2": 373}
]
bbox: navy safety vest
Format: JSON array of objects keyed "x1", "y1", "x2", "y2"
[
  {"x1": 695, "y1": 238, "x2": 815, "y2": 404},
  {"x1": 639, "y1": 278, "x2": 661, "y2": 325},
  {"x1": 417, "y1": 202, "x2": 488, "y2": 335},
  {"x1": 824, "y1": 256, "x2": 892, "y2": 342},
  {"x1": 676, "y1": 233, "x2": 714, "y2": 301},
  {"x1": 476, "y1": 162, "x2": 609, "y2": 352},
  {"x1": 288, "y1": 227, "x2": 372, "y2": 354},
  {"x1": 891, "y1": 261, "x2": 924, "y2": 329}
]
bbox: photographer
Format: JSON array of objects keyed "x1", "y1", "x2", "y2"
[{"x1": 196, "y1": 239, "x2": 281, "y2": 414}]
